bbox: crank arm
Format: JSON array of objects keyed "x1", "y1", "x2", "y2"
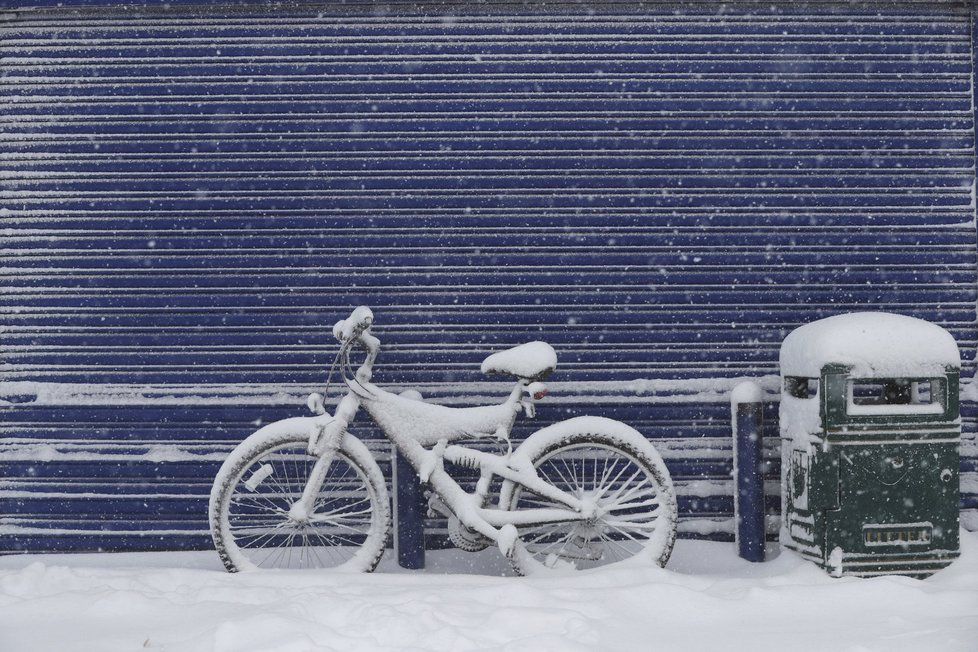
[{"x1": 426, "y1": 492, "x2": 453, "y2": 519}]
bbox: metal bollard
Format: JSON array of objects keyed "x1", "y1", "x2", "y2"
[
  {"x1": 731, "y1": 381, "x2": 766, "y2": 562},
  {"x1": 393, "y1": 389, "x2": 426, "y2": 569},
  {"x1": 392, "y1": 448, "x2": 426, "y2": 569}
]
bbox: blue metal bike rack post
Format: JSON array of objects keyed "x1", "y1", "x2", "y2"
[
  {"x1": 731, "y1": 381, "x2": 766, "y2": 562},
  {"x1": 392, "y1": 388, "x2": 428, "y2": 569},
  {"x1": 392, "y1": 448, "x2": 426, "y2": 569}
]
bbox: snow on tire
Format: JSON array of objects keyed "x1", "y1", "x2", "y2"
[
  {"x1": 209, "y1": 417, "x2": 391, "y2": 572},
  {"x1": 500, "y1": 416, "x2": 678, "y2": 575}
]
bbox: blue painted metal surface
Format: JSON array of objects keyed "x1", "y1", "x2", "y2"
[
  {"x1": 733, "y1": 393, "x2": 766, "y2": 562},
  {"x1": 0, "y1": 1, "x2": 976, "y2": 553},
  {"x1": 393, "y1": 448, "x2": 427, "y2": 569}
]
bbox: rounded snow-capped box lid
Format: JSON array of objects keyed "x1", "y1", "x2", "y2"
[{"x1": 780, "y1": 312, "x2": 960, "y2": 378}]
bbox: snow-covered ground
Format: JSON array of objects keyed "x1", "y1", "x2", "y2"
[{"x1": 2, "y1": 533, "x2": 977, "y2": 652}]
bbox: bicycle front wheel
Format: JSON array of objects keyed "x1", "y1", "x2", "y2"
[
  {"x1": 209, "y1": 418, "x2": 391, "y2": 572},
  {"x1": 499, "y1": 416, "x2": 677, "y2": 575}
]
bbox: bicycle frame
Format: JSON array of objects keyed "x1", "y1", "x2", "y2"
[
  {"x1": 210, "y1": 307, "x2": 678, "y2": 575},
  {"x1": 296, "y1": 329, "x2": 589, "y2": 552}
]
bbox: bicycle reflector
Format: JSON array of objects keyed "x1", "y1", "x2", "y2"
[{"x1": 527, "y1": 382, "x2": 549, "y2": 400}]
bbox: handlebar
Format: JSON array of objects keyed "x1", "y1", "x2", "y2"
[
  {"x1": 333, "y1": 306, "x2": 374, "y2": 343},
  {"x1": 332, "y1": 306, "x2": 380, "y2": 382}
]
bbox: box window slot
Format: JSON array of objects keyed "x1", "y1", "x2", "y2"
[{"x1": 847, "y1": 378, "x2": 945, "y2": 416}]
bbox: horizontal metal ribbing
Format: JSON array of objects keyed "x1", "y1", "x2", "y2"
[{"x1": 1, "y1": 3, "x2": 975, "y2": 553}]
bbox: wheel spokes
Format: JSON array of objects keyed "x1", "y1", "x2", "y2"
[
  {"x1": 513, "y1": 443, "x2": 665, "y2": 570},
  {"x1": 225, "y1": 443, "x2": 377, "y2": 569}
]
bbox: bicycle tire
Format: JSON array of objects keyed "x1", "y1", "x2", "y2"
[
  {"x1": 209, "y1": 417, "x2": 391, "y2": 572},
  {"x1": 499, "y1": 416, "x2": 677, "y2": 575}
]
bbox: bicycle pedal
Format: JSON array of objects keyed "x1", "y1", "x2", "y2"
[
  {"x1": 426, "y1": 493, "x2": 452, "y2": 519},
  {"x1": 497, "y1": 524, "x2": 518, "y2": 558}
]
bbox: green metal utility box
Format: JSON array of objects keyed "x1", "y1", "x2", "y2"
[{"x1": 779, "y1": 312, "x2": 961, "y2": 578}]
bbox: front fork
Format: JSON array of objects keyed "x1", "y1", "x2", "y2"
[{"x1": 290, "y1": 390, "x2": 361, "y2": 521}]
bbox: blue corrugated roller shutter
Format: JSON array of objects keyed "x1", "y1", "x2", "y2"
[{"x1": 1, "y1": 1, "x2": 976, "y2": 552}]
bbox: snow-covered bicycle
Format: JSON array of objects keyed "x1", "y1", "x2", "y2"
[{"x1": 209, "y1": 306, "x2": 678, "y2": 575}]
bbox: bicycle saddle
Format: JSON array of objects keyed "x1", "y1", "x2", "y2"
[{"x1": 480, "y1": 341, "x2": 557, "y2": 382}]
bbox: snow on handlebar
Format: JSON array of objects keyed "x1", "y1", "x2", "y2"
[{"x1": 332, "y1": 306, "x2": 374, "y2": 343}]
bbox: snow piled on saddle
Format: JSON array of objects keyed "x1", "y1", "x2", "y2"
[{"x1": 480, "y1": 341, "x2": 557, "y2": 381}]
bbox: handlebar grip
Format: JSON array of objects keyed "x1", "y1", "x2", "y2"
[{"x1": 333, "y1": 306, "x2": 374, "y2": 342}]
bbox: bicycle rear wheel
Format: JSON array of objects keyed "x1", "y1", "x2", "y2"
[
  {"x1": 500, "y1": 416, "x2": 677, "y2": 574},
  {"x1": 209, "y1": 418, "x2": 391, "y2": 572}
]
